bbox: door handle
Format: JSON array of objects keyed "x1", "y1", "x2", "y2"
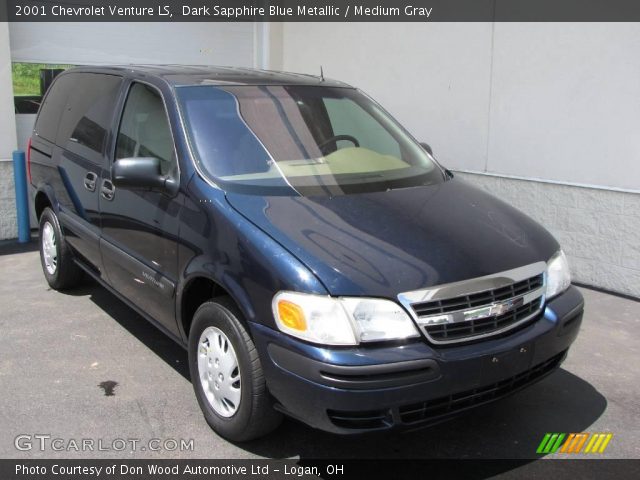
[
  {"x1": 84, "y1": 172, "x2": 98, "y2": 192},
  {"x1": 101, "y1": 179, "x2": 115, "y2": 201}
]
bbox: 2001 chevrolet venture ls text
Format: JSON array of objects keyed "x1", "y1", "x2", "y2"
[{"x1": 29, "y1": 65, "x2": 584, "y2": 441}]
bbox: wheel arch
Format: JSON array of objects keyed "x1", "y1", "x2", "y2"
[
  {"x1": 177, "y1": 272, "x2": 256, "y2": 343},
  {"x1": 34, "y1": 185, "x2": 59, "y2": 220}
]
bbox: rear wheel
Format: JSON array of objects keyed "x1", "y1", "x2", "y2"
[
  {"x1": 39, "y1": 207, "x2": 83, "y2": 290},
  {"x1": 188, "y1": 298, "x2": 282, "y2": 441}
]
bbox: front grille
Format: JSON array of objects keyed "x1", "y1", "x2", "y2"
[
  {"x1": 399, "y1": 350, "x2": 565, "y2": 424},
  {"x1": 412, "y1": 274, "x2": 544, "y2": 317},
  {"x1": 398, "y1": 265, "x2": 546, "y2": 345},
  {"x1": 425, "y1": 296, "x2": 541, "y2": 342}
]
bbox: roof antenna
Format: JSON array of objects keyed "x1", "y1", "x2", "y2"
[{"x1": 319, "y1": 65, "x2": 324, "y2": 82}]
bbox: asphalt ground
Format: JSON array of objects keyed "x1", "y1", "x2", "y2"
[{"x1": 0, "y1": 241, "x2": 638, "y2": 463}]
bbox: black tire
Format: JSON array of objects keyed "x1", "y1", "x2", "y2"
[
  {"x1": 38, "y1": 207, "x2": 83, "y2": 290},
  {"x1": 188, "y1": 297, "x2": 282, "y2": 441}
]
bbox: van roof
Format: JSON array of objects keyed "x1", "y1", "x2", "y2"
[{"x1": 63, "y1": 65, "x2": 352, "y2": 88}]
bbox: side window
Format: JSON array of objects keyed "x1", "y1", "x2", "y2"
[
  {"x1": 323, "y1": 98, "x2": 402, "y2": 158},
  {"x1": 34, "y1": 74, "x2": 74, "y2": 143},
  {"x1": 56, "y1": 73, "x2": 123, "y2": 164},
  {"x1": 116, "y1": 83, "x2": 176, "y2": 177}
]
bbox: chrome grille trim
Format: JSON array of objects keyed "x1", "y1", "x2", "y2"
[{"x1": 398, "y1": 262, "x2": 547, "y2": 345}]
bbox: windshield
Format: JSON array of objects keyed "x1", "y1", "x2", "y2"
[{"x1": 177, "y1": 85, "x2": 444, "y2": 196}]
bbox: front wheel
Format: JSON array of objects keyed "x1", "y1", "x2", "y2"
[{"x1": 188, "y1": 298, "x2": 282, "y2": 441}]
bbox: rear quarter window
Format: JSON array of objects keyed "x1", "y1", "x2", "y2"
[
  {"x1": 35, "y1": 73, "x2": 123, "y2": 164},
  {"x1": 34, "y1": 74, "x2": 71, "y2": 143}
]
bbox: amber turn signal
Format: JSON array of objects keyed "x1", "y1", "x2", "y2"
[{"x1": 277, "y1": 300, "x2": 307, "y2": 331}]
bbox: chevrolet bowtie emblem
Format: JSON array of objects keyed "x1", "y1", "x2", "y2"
[{"x1": 464, "y1": 297, "x2": 524, "y2": 321}]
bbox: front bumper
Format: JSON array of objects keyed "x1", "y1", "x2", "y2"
[{"x1": 249, "y1": 286, "x2": 584, "y2": 434}]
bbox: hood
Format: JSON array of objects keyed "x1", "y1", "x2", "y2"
[{"x1": 225, "y1": 178, "x2": 559, "y2": 297}]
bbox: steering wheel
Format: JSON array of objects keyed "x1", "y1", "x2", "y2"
[{"x1": 317, "y1": 134, "x2": 360, "y2": 154}]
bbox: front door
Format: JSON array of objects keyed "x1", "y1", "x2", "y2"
[{"x1": 99, "y1": 81, "x2": 182, "y2": 334}]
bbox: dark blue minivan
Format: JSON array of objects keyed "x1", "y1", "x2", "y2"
[{"x1": 29, "y1": 66, "x2": 584, "y2": 441}]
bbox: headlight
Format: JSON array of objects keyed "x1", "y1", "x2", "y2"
[
  {"x1": 272, "y1": 291, "x2": 420, "y2": 346},
  {"x1": 545, "y1": 250, "x2": 571, "y2": 300}
]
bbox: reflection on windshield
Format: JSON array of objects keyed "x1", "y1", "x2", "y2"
[{"x1": 177, "y1": 85, "x2": 443, "y2": 196}]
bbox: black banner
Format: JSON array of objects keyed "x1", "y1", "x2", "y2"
[
  {"x1": 1, "y1": 459, "x2": 640, "y2": 480},
  {"x1": 3, "y1": 0, "x2": 640, "y2": 22}
]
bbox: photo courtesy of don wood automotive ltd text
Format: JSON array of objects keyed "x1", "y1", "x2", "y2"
[{"x1": 0, "y1": 1, "x2": 639, "y2": 479}]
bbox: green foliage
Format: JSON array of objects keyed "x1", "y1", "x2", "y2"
[{"x1": 12, "y1": 63, "x2": 73, "y2": 96}]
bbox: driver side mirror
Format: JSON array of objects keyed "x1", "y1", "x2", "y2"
[
  {"x1": 420, "y1": 142, "x2": 433, "y2": 156},
  {"x1": 112, "y1": 157, "x2": 177, "y2": 194},
  {"x1": 419, "y1": 142, "x2": 453, "y2": 178}
]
